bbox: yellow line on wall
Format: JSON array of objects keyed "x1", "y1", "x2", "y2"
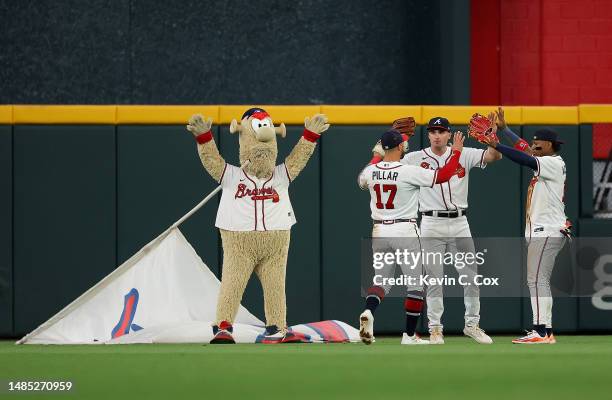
[
  {"x1": 116, "y1": 105, "x2": 220, "y2": 124},
  {"x1": 3, "y1": 104, "x2": 612, "y2": 125},
  {"x1": 579, "y1": 104, "x2": 612, "y2": 123},
  {"x1": 13, "y1": 105, "x2": 117, "y2": 124},
  {"x1": 0, "y1": 105, "x2": 12, "y2": 124}
]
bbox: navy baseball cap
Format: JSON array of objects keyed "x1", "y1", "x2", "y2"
[
  {"x1": 427, "y1": 117, "x2": 451, "y2": 132},
  {"x1": 381, "y1": 129, "x2": 404, "y2": 150},
  {"x1": 241, "y1": 107, "x2": 269, "y2": 120},
  {"x1": 533, "y1": 128, "x2": 564, "y2": 144}
]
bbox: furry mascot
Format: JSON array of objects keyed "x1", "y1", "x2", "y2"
[{"x1": 186, "y1": 108, "x2": 329, "y2": 343}]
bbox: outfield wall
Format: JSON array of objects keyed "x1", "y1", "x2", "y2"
[{"x1": 1, "y1": 105, "x2": 611, "y2": 337}]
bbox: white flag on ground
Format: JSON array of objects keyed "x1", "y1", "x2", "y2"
[
  {"x1": 18, "y1": 228, "x2": 359, "y2": 344},
  {"x1": 18, "y1": 228, "x2": 262, "y2": 344}
]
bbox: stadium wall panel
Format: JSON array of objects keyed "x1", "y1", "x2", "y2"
[
  {"x1": 579, "y1": 125, "x2": 594, "y2": 218},
  {"x1": 13, "y1": 126, "x2": 117, "y2": 335},
  {"x1": 5, "y1": 117, "x2": 612, "y2": 336},
  {"x1": 0, "y1": 126, "x2": 12, "y2": 336},
  {"x1": 577, "y1": 219, "x2": 612, "y2": 330},
  {"x1": 116, "y1": 125, "x2": 221, "y2": 274}
]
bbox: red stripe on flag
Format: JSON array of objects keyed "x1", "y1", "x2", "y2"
[
  {"x1": 306, "y1": 321, "x2": 348, "y2": 342},
  {"x1": 113, "y1": 297, "x2": 135, "y2": 338}
]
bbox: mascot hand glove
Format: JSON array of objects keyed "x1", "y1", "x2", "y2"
[
  {"x1": 187, "y1": 114, "x2": 214, "y2": 144},
  {"x1": 303, "y1": 114, "x2": 330, "y2": 142},
  {"x1": 372, "y1": 140, "x2": 385, "y2": 158}
]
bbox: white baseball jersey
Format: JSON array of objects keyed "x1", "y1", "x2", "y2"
[
  {"x1": 215, "y1": 163, "x2": 296, "y2": 231},
  {"x1": 358, "y1": 161, "x2": 437, "y2": 220},
  {"x1": 402, "y1": 146, "x2": 486, "y2": 212},
  {"x1": 525, "y1": 155, "x2": 567, "y2": 236}
]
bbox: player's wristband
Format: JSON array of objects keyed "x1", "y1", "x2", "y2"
[
  {"x1": 514, "y1": 139, "x2": 529, "y2": 152},
  {"x1": 302, "y1": 129, "x2": 321, "y2": 143},
  {"x1": 195, "y1": 130, "x2": 213, "y2": 144}
]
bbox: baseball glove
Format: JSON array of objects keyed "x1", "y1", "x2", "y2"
[
  {"x1": 467, "y1": 113, "x2": 498, "y2": 144},
  {"x1": 391, "y1": 116, "x2": 416, "y2": 136}
]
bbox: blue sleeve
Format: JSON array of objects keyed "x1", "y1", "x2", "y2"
[
  {"x1": 496, "y1": 144, "x2": 538, "y2": 170},
  {"x1": 498, "y1": 127, "x2": 521, "y2": 145}
]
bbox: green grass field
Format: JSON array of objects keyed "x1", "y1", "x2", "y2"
[{"x1": 1, "y1": 336, "x2": 611, "y2": 399}]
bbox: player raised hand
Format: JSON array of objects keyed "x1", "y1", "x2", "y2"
[
  {"x1": 495, "y1": 107, "x2": 507, "y2": 130},
  {"x1": 451, "y1": 131, "x2": 465, "y2": 153},
  {"x1": 187, "y1": 114, "x2": 213, "y2": 136},
  {"x1": 304, "y1": 114, "x2": 330, "y2": 135}
]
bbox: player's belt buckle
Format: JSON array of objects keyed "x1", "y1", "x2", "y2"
[{"x1": 382, "y1": 220, "x2": 394, "y2": 225}]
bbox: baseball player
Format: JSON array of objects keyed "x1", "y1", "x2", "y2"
[
  {"x1": 484, "y1": 116, "x2": 568, "y2": 344},
  {"x1": 358, "y1": 129, "x2": 465, "y2": 345},
  {"x1": 385, "y1": 117, "x2": 502, "y2": 345}
]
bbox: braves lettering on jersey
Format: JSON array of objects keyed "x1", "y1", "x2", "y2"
[
  {"x1": 402, "y1": 147, "x2": 486, "y2": 211},
  {"x1": 358, "y1": 161, "x2": 437, "y2": 220},
  {"x1": 215, "y1": 163, "x2": 296, "y2": 231},
  {"x1": 525, "y1": 155, "x2": 567, "y2": 236}
]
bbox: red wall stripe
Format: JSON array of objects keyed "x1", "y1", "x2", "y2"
[{"x1": 470, "y1": 0, "x2": 501, "y2": 105}]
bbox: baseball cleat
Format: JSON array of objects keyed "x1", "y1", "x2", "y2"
[
  {"x1": 463, "y1": 326, "x2": 493, "y2": 344},
  {"x1": 260, "y1": 325, "x2": 309, "y2": 344},
  {"x1": 210, "y1": 321, "x2": 235, "y2": 344},
  {"x1": 261, "y1": 325, "x2": 284, "y2": 343},
  {"x1": 512, "y1": 330, "x2": 550, "y2": 344},
  {"x1": 547, "y1": 333, "x2": 556, "y2": 344},
  {"x1": 401, "y1": 333, "x2": 429, "y2": 345},
  {"x1": 429, "y1": 326, "x2": 444, "y2": 344},
  {"x1": 359, "y1": 309, "x2": 375, "y2": 345}
]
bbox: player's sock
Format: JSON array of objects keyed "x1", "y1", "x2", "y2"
[
  {"x1": 533, "y1": 324, "x2": 546, "y2": 337},
  {"x1": 546, "y1": 327, "x2": 553, "y2": 336},
  {"x1": 365, "y1": 296, "x2": 380, "y2": 313},
  {"x1": 404, "y1": 292, "x2": 424, "y2": 336},
  {"x1": 365, "y1": 286, "x2": 385, "y2": 313}
]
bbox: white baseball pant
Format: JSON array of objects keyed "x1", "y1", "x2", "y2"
[
  {"x1": 526, "y1": 230, "x2": 566, "y2": 328},
  {"x1": 371, "y1": 221, "x2": 424, "y2": 295},
  {"x1": 420, "y1": 215, "x2": 480, "y2": 330}
]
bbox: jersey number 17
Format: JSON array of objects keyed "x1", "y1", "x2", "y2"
[{"x1": 373, "y1": 184, "x2": 397, "y2": 209}]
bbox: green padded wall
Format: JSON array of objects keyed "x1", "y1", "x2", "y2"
[
  {"x1": 4, "y1": 123, "x2": 609, "y2": 336},
  {"x1": 0, "y1": 126, "x2": 12, "y2": 336},
  {"x1": 116, "y1": 125, "x2": 220, "y2": 276},
  {"x1": 579, "y1": 125, "x2": 594, "y2": 218},
  {"x1": 577, "y1": 219, "x2": 612, "y2": 330},
  {"x1": 13, "y1": 126, "x2": 116, "y2": 335}
]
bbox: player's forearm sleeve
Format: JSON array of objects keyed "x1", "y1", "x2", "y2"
[
  {"x1": 498, "y1": 127, "x2": 530, "y2": 151},
  {"x1": 495, "y1": 144, "x2": 537, "y2": 170},
  {"x1": 435, "y1": 150, "x2": 461, "y2": 183},
  {"x1": 499, "y1": 127, "x2": 521, "y2": 144}
]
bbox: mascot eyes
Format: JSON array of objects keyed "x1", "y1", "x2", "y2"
[{"x1": 251, "y1": 118, "x2": 272, "y2": 132}]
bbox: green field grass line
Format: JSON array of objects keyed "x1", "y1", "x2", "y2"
[{"x1": 1, "y1": 337, "x2": 611, "y2": 400}]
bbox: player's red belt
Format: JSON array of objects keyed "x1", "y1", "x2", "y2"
[
  {"x1": 422, "y1": 210, "x2": 467, "y2": 218},
  {"x1": 373, "y1": 218, "x2": 417, "y2": 225}
]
